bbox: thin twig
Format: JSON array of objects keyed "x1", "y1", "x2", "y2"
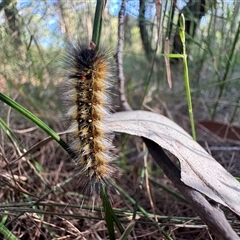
[{"x1": 116, "y1": 0, "x2": 131, "y2": 111}]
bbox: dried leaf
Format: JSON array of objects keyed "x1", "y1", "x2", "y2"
[
  {"x1": 106, "y1": 110, "x2": 240, "y2": 216},
  {"x1": 199, "y1": 120, "x2": 240, "y2": 142}
]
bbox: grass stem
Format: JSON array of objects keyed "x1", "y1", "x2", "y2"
[{"x1": 179, "y1": 13, "x2": 196, "y2": 141}]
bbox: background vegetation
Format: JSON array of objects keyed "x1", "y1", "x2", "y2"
[{"x1": 0, "y1": 0, "x2": 240, "y2": 239}]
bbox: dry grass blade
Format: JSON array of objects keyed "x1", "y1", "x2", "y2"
[{"x1": 164, "y1": 38, "x2": 172, "y2": 88}]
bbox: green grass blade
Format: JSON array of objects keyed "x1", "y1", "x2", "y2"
[
  {"x1": 0, "y1": 92, "x2": 75, "y2": 159},
  {"x1": 119, "y1": 220, "x2": 135, "y2": 240},
  {"x1": 100, "y1": 184, "x2": 124, "y2": 237},
  {"x1": 92, "y1": 0, "x2": 105, "y2": 47},
  {"x1": 179, "y1": 13, "x2": 196, "y2": 140},
  {"x1": 160, "y1": 53, "x2": 183, "y2": 58},
  {"x1": 0, "y1": 219, "x2": 19, "y2": 240},
  {"x1": 100, "y1": 184, "x2": 116, "y2": 240},
  {"x1": 0, "y1": 117, "x2": 21, "y2": 144}
]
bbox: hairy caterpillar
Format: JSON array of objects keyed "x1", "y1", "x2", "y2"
[{"x1": 64, "y1": 41, "x2": 115, "y2": 194}]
